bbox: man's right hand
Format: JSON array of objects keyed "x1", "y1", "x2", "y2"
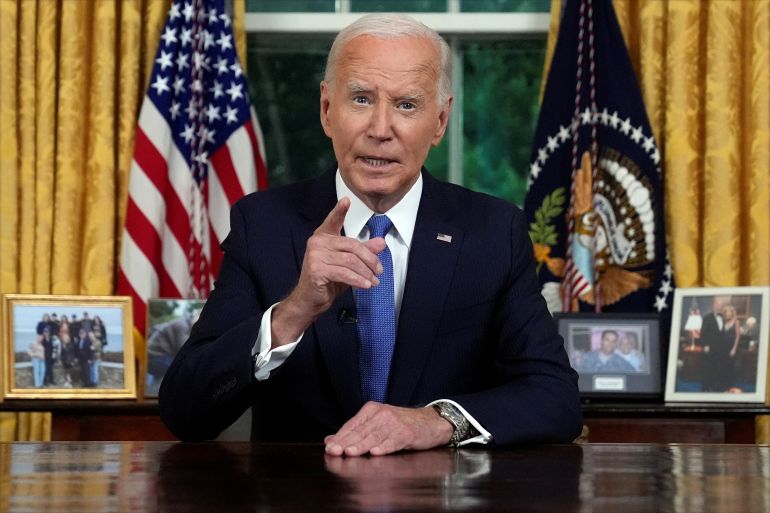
[{"x1": 270, "y1": 197, "x2": 386, "y2": 347}]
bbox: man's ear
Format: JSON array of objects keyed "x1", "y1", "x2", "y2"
[
  {"x1": 431, "y1": 96, "x2": 453, "y2": 147},
  {"x1": 320, "y1": 81, "x2": 333, "y2": 138}
]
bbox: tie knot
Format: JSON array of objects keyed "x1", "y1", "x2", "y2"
[{"x1": 367, "y1": 215, "x2": 393, "y2": 239}]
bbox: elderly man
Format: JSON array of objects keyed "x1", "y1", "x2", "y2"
[{"x1": 160, "y1": 13, "x2": 581, "y2": 455}]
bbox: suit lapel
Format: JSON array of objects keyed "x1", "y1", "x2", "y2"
[
  {"x1": 388, "y1": 173, "x2": 463, "y2": 406},
  {"x1": 291, "y1": 169, "x2": 363, "y2": 419}
]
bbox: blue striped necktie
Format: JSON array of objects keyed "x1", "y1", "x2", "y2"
[{"x1": 356, "y1": 214, "x2": 396, "y2": 403}]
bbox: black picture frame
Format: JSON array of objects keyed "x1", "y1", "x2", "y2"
[{"x1": 555, "y1": 312, "x2": 662, "y2": 398}]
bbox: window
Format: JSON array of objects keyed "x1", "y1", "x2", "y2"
[{"x1": 245, "y1": 1, "x2": 549, "y2": 206}]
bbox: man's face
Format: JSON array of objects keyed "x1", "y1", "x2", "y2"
[
  {"x1": 619, "y1": 337, "x2": 632, "y2": 355},
  {"x1": 320, "y1": 35, "x2": 452, "y2": 212},
  {"x1": 600, "y1": 332, "x2": 618, "y2": 354}
]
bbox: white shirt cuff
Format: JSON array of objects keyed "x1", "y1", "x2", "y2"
[
  {"x1": 427, "y1": 399, "x2": 493, "y2": 446},
  {"x1": 252, "y1": 303, "x2": 302, "y2": 381}
]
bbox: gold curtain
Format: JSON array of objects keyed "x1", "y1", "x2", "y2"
[
  {"x1": 0, "y1": 0, "x2": 171, "y2": 441},
  {"x1": 545, "y1": 0, "x2": 770, "y2": 441},
  {"x1": 0, "y1": 0, "x2": 248, "y2": 441}
]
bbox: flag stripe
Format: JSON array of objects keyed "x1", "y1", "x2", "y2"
[
  {"x1": 117, "y1": 269, "x2": 147, "y2": 337},
  {"x1": 227, "y1": 124, "x2": 257, "y2": 194},
  {"x1": 210, "y1": 143, "x2": 245, "y2": 206},
  {"x1": 207, "y1": 163, "x2": 232, "y2": 245}
]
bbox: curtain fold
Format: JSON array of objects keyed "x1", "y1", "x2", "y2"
[{"x1": 0, "y1": 0, "x2": 172, "y2": 441}]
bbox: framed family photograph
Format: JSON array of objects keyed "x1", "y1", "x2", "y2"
[
  {"x1": 665, "y1": 286, "x2": 769, "y2": 403},
  {"x1": 555, "y1": 313, "x2": 662, "y2": 397},
  {"x1": 1, "y1": 294, "x2": 136, "y2": 399},
  {"x1": 144, "y1": 298, "x2": 204, "y2": 398}
]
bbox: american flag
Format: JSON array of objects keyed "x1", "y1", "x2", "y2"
[{"x1": 118, "y1": 0, "x2": 267, "y2": 336}]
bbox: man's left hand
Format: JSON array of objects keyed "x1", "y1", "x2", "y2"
[{"x1": 324, "y1": 402, "x2": 454, "y2": 457}]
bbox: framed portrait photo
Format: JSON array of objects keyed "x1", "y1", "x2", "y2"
[
  {"x1": 144, "y1": 298, "x2": 205, "y2": 398},
  {"x1": 555, "y1": 313, "x2": 662, "y2": 397},
  {"x1": 1, "y1": 294, "x2": 136, "y2": 399},
  {"x1": 665, "y1": 286, "x2": 769, "y2": 403}
]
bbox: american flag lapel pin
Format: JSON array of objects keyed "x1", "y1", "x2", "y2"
[{"x1": 436, "y1": 233, "x2": 452, "y2": 243}]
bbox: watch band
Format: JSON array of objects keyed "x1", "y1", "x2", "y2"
[{"x1": 431, "y1": 402, "x2": 471, "y2": 447}]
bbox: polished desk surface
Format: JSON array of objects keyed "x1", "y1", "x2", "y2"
[{"x1": 1, "y1": 442, "x2": 769, "y2": 512}]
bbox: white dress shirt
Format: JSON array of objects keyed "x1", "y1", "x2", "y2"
[{"x1": 250, "y1": 170, "x2": 491, "y2": 446}]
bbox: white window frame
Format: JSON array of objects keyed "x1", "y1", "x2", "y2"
[{"x1": 245, "y1": 9, "x2": 549, "y2": 185}]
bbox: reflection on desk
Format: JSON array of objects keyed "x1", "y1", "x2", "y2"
[{"x1": 1, "y1": 442, "x2": 769, "y2": 512}]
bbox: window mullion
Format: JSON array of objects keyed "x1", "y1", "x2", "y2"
[{"x1": 448, "y1": 36, "x2": 463, "y2": 186}]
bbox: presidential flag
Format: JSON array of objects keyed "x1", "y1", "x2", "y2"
[
  {"x1": 118, "y1": 0, "x2": 268, "y2": 335},
  {"x1": 524, "y1": 0, "x2": 673, "y2": 314}
]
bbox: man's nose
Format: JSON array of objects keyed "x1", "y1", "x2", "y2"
[{"x1": 367, "y1": 102, "x2": 394, "y2": 140}]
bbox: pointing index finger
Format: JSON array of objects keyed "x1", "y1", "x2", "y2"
[{"x1": 316, "y1": 197, "x2": 351, "y2": 236}]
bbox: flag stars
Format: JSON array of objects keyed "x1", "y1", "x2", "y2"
[
  {"x1": 620, "y1": 117, "x2": 633, "y2": 135},
  {"x1": 210, "y1": 81, "x2": 224, "y2": 99},
  {"x1": 664, "y1": 262, "x2": 673, "y2": 279},
  {"x1": 600, "y1": 108, "x2": 610, "y2": 125},
  {"x1": 217, "y1": 32, "x2": 233, "y2": 52},
  {"x1": 191, "y1": 79, "x2": 203, "y2": 93},
  {"x1": 173, "y1": 76, "x2": 185, "y2": 96},
  {"x1": 160, "y1": 27, "x2": 178, "y2": 47},
  {"x1": 230, "y1": 61, "x2": 243, "y2": 77},
  {"x1": 642, "y1": 135, "x2": 656, "y2": 152},
  {"x1": 580, "y1": 108, "x2": 592, "y2": 124},
  {"x1": 208, "y1": 7, "x2": 219, "y2": 24},
  {"x1": 609, "y1": 111, "x2": 620, "y2": 129},
  {"x1": 215, "y1": 57, "x2": 229, "y2": 75},
  {"x1": 169, "y1": 101, "x2": 181, "y2": 120},
  {"x1": 176, "y1": 53, "x2": 189, "y2": 71},
  {"x1": 654, "y1": 295, "x2": 668, "y2": 312},
  {"x1": 651, "y1": 148, "x2": 660, "y2": 164},
  {"x1": 558, "y1": 125, "x2": 571, "y2": 142},
  {"x1": 226, "y1": 82, "x2": 244, "y2": 101},
  {"x1": 537, "y1": 147, "x2": 548, "y2": 164},
  {"x1": 530, "y1": 162, "x2": 542, "y2": 180},
  {"x1": 205, "y1": 104, "x2": 221, "y2": 123},
  {"x1": 156, "y1": 50, "x2": 173, "y2": 70},
  {"x1": 225, "y1": 105, "x2": 239, "y2": 124},
  {"x1": 180, "y1": 28, "x2": 193, "y2": 47},
  {"x1": 630, "y1": 126, "x2": 644, "y2": 143},
  {"x1": 546, "y1": 135, "x2": 559, "y2": 152},
  {"x1": 169, "y1": 2, "x2": 181, "y2": 20},
  {"x1": 219, "y1": 12, "x2": 231, "y2": 27},
  {"x1": 183, "y1": 2, "x2": 194, "y2": 22},
  {"x1": 660, "y1": 279, "x2": 673, "y2": 297},
  {"x1": 151, "y1": 75, "x2": 170, "y2": 95},
  {"x1": 194, "y1": 151, "x2": 209, "y2": 165},
  {"x1": 202, "y1": 30, "x2": 215, "y2": 50},
  {"x1": 181, "y1": 124, "x2": 194, "y2": 143}
]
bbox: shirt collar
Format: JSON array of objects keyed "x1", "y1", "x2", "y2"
[{"x1": 335, "y1": 170, "x2": 422, "y2": 248}]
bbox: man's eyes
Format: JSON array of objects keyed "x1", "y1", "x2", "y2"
[{"x1": 351, "y1": 97, "x2": 418, "y2": 110}]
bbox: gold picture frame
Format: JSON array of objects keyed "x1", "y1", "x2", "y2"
[{"x1": 1, "y1": 294, "x2": 136, "y2": 399}]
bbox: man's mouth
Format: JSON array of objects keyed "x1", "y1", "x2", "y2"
[{"x1": 360, "y1": 157, "x2": 396, "y2": 167}]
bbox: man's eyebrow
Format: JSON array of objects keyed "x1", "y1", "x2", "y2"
[{"x1": 347, "y1": 82, "x2": 370, "y2": 94}]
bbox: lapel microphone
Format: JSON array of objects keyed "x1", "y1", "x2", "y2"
[{"x1": 338, "y1": 308, "x2": 357, "y2": 324}]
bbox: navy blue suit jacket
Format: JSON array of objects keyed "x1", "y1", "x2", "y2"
[{"x1": 159, "y1": 168, "x2": 582, "y2": 444}]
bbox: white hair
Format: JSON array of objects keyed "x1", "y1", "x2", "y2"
[{"x1": 323, "y1": 13, "x2": 452, "y2": 106}]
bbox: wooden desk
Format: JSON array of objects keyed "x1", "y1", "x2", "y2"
[{"x1": 1, "y1": 442, "x2": 769, "y2": 512}]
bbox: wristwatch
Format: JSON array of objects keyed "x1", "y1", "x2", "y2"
[{"x1": 431, "y1": 402, "x2": 471, "y2": 447}]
